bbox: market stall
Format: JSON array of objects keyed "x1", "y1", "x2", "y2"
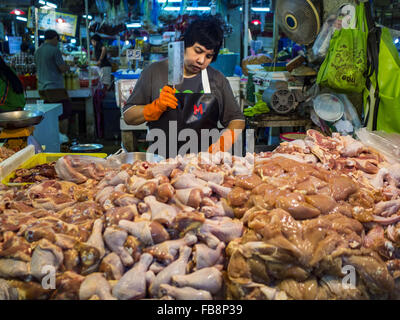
[{"x1": 1, "y1": 0, "x2": 400, "y2": 303}]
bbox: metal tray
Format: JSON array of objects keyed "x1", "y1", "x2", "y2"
[{"x1": 0, "y1": 110, "x2": 44, "y2": 129}]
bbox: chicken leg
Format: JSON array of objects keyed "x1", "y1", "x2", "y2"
[
  {"x1": 112, "y1": 253, "x2": 153, "y2": 300},
  {"x1": 172, "y1": 267, "x2": 223, "y2": 294},
  {"x1": 85, "y1": 219, "x2": 105, "y2": 259},
  {"x1": 144, "y1": 233, "x2": 197, "y2": 263},
  {"x1": 193, "y1": 242, "x2": 225, "y2": 270},
  {"x1": 79, "y1": 272, "x2": 116, "y2": 300},
  {"x1": 149, "y1": 246, "x2": 192, "y2": 298},
  {"x1": 144, "y1": 195, "x2": 178, "y2": 227},
  {"x1": 103, "y1": 227, "x2": 133, "y2": 267},
  {"x1": 159, "y1": 284, "x2": 212, "y2": 300}
]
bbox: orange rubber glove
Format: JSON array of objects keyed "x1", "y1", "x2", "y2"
[
  {"x1": 208, "y1": 129, "x2": 238, "y2": 153},
  {"x1": 143, "y1": 86, "x2": 178, "y2": 121}
]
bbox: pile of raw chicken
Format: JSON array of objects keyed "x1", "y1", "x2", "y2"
[
  {"x1": 0, "y1": 146, "x2": 15, "y2": 163},
  {"x1": 0, "y1": 129, "x2": 399, "y2": 300}
]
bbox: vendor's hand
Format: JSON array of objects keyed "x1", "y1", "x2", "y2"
[
  {"x1": 143, "y1": 86, "x2": 178, "y2": 121},
  {"x1": 208, "y1": 129, "x2": 236, "y2": 153}
]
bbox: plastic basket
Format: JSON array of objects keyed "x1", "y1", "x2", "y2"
[{"x1": 2, "y1": 152, "x2": 107, "y2": 186}]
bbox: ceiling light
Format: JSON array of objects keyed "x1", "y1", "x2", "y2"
[
  {"x1": 83, "y1": 15, "x2": 92, "y2": 20},
  {"x1": 5, "y1": 35, "x2": 8, "y2": 41},
  {"x1": 251, "y1": 7, "x2": 270, "y2": 12},
  {"x1": 10, "y1": 9, "x2": 26, "y2": 15},
  {"x1": 16, "y1": 16, "x2": 28, "y2": 22},
  {"x1": 126, "y1": 23, "x2": 142, "y2": 28},
  {"x1": 163, "y1": 6, "x2": 210, "y2": 11},
  {"x1": 143, "y1": 36, "x2": 148, "y2": 41},
  {"x1": 39, "y1": 35, "x2": 45, "y2": 38},
  {"x1": 71, "y1": 39, "x2": 76, "y2": 44},
  {"x1": 188, "y1": 6, "x2": 211, "y2": 11},
  {"x1": 158, "y1": 0, "x2": 182, "y2": 3},
  {"x1": 46, "y1": 1, "x2": 57, "y2": 8}
]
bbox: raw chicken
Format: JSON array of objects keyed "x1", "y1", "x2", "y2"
[
  {"x1": 30, "y1": 239, "x2": 63, "y2": 281},
  {"x1": 79, "y1": 273, "x2": 116, "y2": 300},
  {"x1": 159, "y1": 284, "x2": 212, "y2": 300},
  {"x1": 99, "y1": 252, "x2": 125, "y2": 280},
  {"x1": 103, "y1": 227, "x2": 133, "y2": 267},
  {"x1": 85, "y1": 219, "x2": 105, "y2": 259},
  {"x1": 193, "y1": 242, "x2": 225, "y2": 270},
  {"x1": 112, "y1": 253, "x2": 153, "y2": 300},
  {"x1": 144, "y1": 233, "x2": 197, "y2": 263},
  {"x1": 172, "y1": 267, "x2": 223, "y2": 294},
  {"x1": 149, "y1": 246, "x2": 192, "y2": 298}
]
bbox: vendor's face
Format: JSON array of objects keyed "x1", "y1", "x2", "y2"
[
  {"x1": 184, "y1": 42, "x2": 215, "y2": 76},
  {"x1": 91, "y1": 39, "x2": 97, "y2": 47}
]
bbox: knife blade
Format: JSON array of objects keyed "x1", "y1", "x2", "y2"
[{"x1": 168, "y1": 41, "x2": 184, "y2": 88}]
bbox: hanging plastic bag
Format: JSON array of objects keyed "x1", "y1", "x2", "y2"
[
  {"x1": 316, "y1": 3, "x2": 368, "y2": 93},
  {"x1": 333, "y1": 94, "x2": 362, "y2": 136},
  {"x1": 312, "y1": 14, "x2": 338, "y2": 61}
]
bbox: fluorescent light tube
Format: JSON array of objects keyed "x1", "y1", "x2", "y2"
[
  {"x1": 126, "y1": 23, "x2": 142, "y2": 28},
  {"x1": 158, "y1": 0, "x2": 182, "y2": 3},
  {"x1": 163, "y1": 6, "x2": 210, "y2": 11},
  {"x1": 251, "y1": 7, "x2": 270, "y2": 12},
  {"x1": 46, "y1": 1, "x2": 57, "y2": 8},
  {"x1": 16, "y1": 16, "x2": 28, "y2": 21}
]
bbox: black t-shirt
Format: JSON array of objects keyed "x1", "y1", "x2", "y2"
[
  {"x1": 123, "y1": 59, "x2": 244, "y2": 127},
  {"x1": 95, "y1": 44, "x2": 111, "y2": 68}
]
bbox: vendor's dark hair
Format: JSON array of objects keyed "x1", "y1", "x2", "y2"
[
  {"x1": 20, "y1": 42, "x2": 29, "y2": 52},
  {"x1": 91, "y1": 34, "x2": 102, "y2": 45},
  {"x1": 182, "y1": 15, "x2": 224, "y2": 62},
  {"x1": 0, "y1": 56, "x2": 24, "y2": 94}
]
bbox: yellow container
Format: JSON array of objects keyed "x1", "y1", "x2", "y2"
[{"x1": 2, "y1": 152, "x2": 108, "y2": 186}]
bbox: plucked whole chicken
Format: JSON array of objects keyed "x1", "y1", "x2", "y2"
[{"x1": 0, "y1": 129, "x2": 400, "y2": 300}]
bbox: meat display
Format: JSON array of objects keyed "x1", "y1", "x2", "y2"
[
  {"x1": 0, "y1": 147, "x2": 15, "y2": 163},
  {"x1": 10, "y1": 163, "x2": 57, "y2": 183},
  {"x1": 0, "y1": 129, "x2": 400, "y2": 300}
]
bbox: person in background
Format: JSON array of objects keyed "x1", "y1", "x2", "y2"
[
  {"x1": 10, "y1": 42, "x2": 34, "y2": 70},
  {"x1": 34, "y1": 29, "x2": 71, "y2": 138},
  {"x1": 0, "y1": 55, "x2": 25, "y2": 112},
  {"x1": 91, "y1": 34, "x2": 112, "y2": 90},
  {"x1": 123, "y1": 15, "x2": 245, "y2": 158}
]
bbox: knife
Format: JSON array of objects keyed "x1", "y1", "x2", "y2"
[{"x1": 168, "y1": 41, "x2": 184, "y2": 88}]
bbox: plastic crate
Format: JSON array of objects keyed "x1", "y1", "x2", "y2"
[
  {"x1": 2, "y1": 152, "x2": 107, "y2": 186},
  {"x1": 113, "y1": 71, "x2": 140, "y2": 80}
]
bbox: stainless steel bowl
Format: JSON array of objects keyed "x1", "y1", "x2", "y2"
[
  {"x1": 0, "y1": 110, "x2": 44, "y2": 129},
  {"x1": 109, "y1": 152, "x2": 164, "y2": 164}
]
